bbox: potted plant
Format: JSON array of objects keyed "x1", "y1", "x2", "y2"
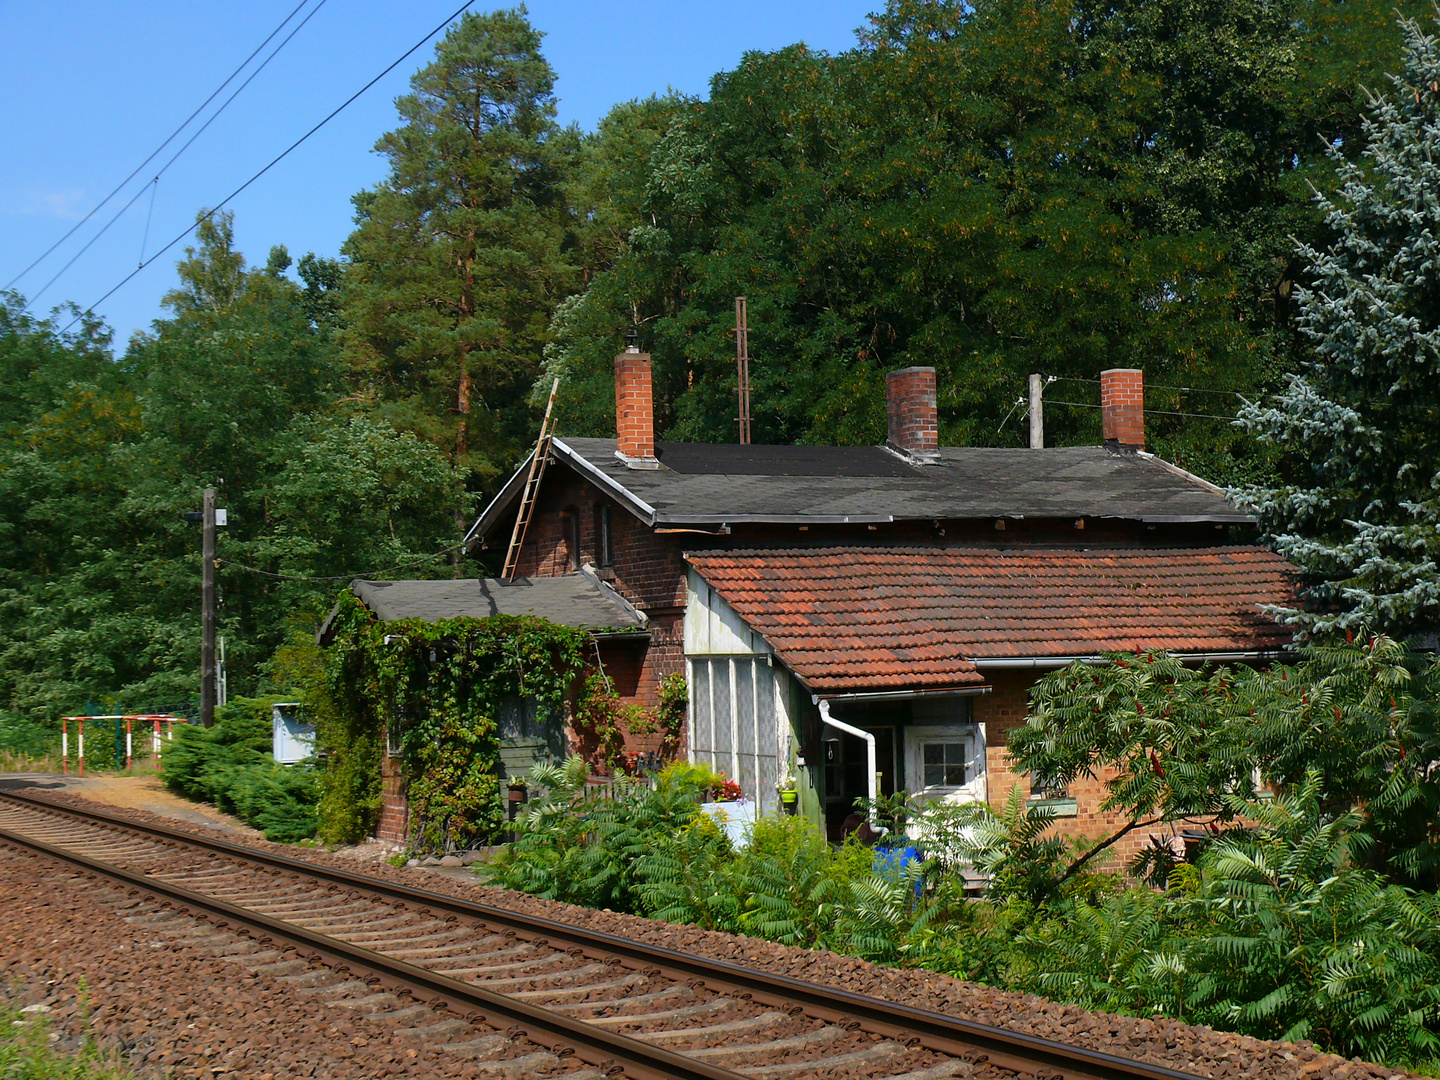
[{"x1": 777, "y1": 769, "x2": 799, "y2": 814}]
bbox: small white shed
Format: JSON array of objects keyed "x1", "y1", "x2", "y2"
[{"x1": 272, "y1": 702, "x2": 315, "y2": 764}]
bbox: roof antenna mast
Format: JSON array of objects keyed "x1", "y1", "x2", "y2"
[
  {"x1": 735, "y1": 296, "x2": 752, "y2": 445},
  {"x1": 502, "y1": 377, "x2": 560, "y2": 582}
]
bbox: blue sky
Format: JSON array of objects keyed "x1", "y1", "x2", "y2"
[{"x1": 1, "y1": 1, "x2": 878, "y2": 346}]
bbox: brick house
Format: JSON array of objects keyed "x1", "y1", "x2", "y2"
[{"x1": 457, "y1": 351, "x2": 1295, "y2": 851}]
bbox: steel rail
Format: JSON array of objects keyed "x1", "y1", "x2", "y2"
[
  {"x1": 0, "y1": 820, "x2": 744, "y2": 1080},
  {"x1": 0, "y1": 788, "x2": 1205, "y2": 1080}
]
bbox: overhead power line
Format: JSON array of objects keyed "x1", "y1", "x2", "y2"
[
  {"x1": 1045, "y1": 399, "x2": 1239, "y2": 422},
  {"x1": 3, "y1": 0, "x2": 315, "y2": 293},
  {"x1": 63, "y1": 0, "x2": 478, "y2": 334},
  {"x1": 22, "y1": 0, "x2": 332, "y2": 311},
  {"x1": 1046, "y1": 375, "x2": 1244, "y2": 399},
  {"x1": 222, "y1": 541, "x2": 472, "y2": 582}
]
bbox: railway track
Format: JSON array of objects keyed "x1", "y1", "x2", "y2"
[{"x1": 0, "y1": 788, "x2": 1205, "y2": 1080}]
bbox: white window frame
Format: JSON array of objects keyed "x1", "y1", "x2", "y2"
[{"x1": 904, "y1": 724, "x2": 985, "y2": 803}]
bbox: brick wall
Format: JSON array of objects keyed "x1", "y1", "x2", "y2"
[
  {"x1": 507, "y1": 467, "x2": 692, "y2": 772},
  {"x1": 376, "y1": 732, "x2": 408, "y2": 844},
  {"x1": 979, "y1": 668, "x2": 1186, "y2": 870},
  {"x1": 515, "y1": 473, "x2": 688, "y2": 612},
  {"x1": 886, "y1": 367, "x2": 938, "y2": 455},
  {"x1": 1101, "y1": 368, "x2": 1145, "y2": 449}
]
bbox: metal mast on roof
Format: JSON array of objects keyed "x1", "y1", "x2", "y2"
[
  {"x1": 502, "y1": 377, "x2": 560, "y2": 582},
  {"x1": 735, "y1": 296, "x2": 752, "y2": 445}
]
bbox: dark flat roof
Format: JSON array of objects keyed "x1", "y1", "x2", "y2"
[
  {"x1": 469, "y1": 437, "x2": 1248, "y2": 543},
  {"x1": 316, "y1": 572, "x2": 646, "y2": 644}
]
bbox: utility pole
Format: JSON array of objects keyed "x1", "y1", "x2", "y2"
[
  {"x1": 735, "y1": 297, "x2": 752, "y2": 445},
  {"x1": 1029, "y1": 373, "x2": 1044, "y2": 449},
  {"x1": 201, "y1": 487, "x2": 216, "y2": 728}
]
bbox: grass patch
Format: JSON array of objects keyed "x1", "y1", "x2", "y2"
[{"x1": 0, "y1": 981, "x2": 134, "y2": 1079}]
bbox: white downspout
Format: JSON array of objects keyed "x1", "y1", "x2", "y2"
[{"x1": 818, "y1": 699, "x2": 877, "y2": 823}]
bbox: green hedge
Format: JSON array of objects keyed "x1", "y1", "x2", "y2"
[{"x1": 163, "y1": 697, "x2": 319, "y2": 843}]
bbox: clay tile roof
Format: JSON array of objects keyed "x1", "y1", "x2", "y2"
[{"x1": 685, "y1": 545, "x2": 1296, "y2": 695}]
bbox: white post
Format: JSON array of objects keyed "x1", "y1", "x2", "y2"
[
  {"x1": 750, "y1": 658, "x2": 760, "y2": 805},
  {"x1": 728, "y1": 658, "x2": 740, "y2": 783},
  {"x1": 818, "y1": 700, "x2": 877, "y2": 822},
  {"x1": 685, "y1": 658, "x2": 696, "y2": 766},
  {"x1": 1029, "y1": 373, "x2": 1044, "y2": 449}
]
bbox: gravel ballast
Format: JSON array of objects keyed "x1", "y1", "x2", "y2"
[{"x1": 3, "y1": 784, "x2": 1426, "y2": 1080}]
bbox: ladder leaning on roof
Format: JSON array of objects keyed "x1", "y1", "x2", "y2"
[{"x1": 502, "y1": 378, "x2": 561, "y2": 582}]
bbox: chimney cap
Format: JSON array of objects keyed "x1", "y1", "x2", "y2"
[{"x1": 624, "y1": 327, "x2": 640, "y2": 354}]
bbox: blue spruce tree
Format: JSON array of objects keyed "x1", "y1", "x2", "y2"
[{"x1": 1241, "y1": 17, "x2": 1440, "y2": 642}]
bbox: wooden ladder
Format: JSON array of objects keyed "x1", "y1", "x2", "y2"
[{"x1": 502, "y1": 378, "x2": 560, "y2": 582}]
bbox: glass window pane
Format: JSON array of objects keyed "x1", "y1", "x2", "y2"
[{"x1": 920, "y1": 739, "x2": 972, "y2": 789}]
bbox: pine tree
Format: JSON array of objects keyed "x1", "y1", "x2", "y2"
[
  {"x1": 340, "y1": 9, "x2": 575, "y2": 497},
  {"x1": 1240, "y1": 16, "x2": 1440, "y2": 641}
]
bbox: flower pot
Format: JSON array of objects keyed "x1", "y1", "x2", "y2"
[{"x1": 780, "y1": 789, "x2": 798, "y2": 814}]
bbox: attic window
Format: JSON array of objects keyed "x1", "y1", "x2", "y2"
[
  {"x1": 595, "y1": 504, "x2": 613, "y2": 568},
  {"x1": 560, "y1": 507, "x2": 580, "y2": 571}
]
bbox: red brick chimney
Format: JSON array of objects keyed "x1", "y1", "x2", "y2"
[
  {"x1": 1101, "y1": 368, "x2": 1144, "y2": 450},
  {"x1": 886, "y1": 367, "x2": 938, "y2": 457},
  {"x1": 615, "y1": 347, "x2": 659, "y2": 468}
]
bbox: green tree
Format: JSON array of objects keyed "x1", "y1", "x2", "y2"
[
  {"x1": 1240, "y1": 15, "x2": 1440, "y2": 641},
  {"x1": 340, "y1": 7, "x2": 576, "y2": 508},
  {"x1": 0, "y1": 216, "x2": 464, "y2": 725},
  {"x1": 543, "y1": 0, "x2": 1422, "y2": 486},
  {"x1": 1010, "y1": 639, "x2": 1440, "y2": 889}
]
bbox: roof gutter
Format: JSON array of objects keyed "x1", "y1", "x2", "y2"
[
  {"x1": 972, "y1": 648, "x2": 1293, "y2": 671},
  {"x1": 659, "y1": 513, "x2": 896, "y2": 526},
  {"x1": 811, "y1": 686, "x2": 992, "y2": 705}
]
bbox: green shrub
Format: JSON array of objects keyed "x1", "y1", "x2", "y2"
[
  {"x1": 498, "y1": 759, "x2": 959, "y2": 961},
  {"x1": 996, "y1": 775, "x2": 1440, "y2": 1067},
  {"x1": 163, "y1": 697, "x2": 319, "y2": 843},
  {"x1": 0, "y1": 711, "x2": 56, "y2": 757},
  {"x1": 490, "y1": 757, "x2": 717, "y2": 910}
]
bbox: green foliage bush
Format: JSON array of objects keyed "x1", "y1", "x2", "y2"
[
  {"x1": 494, "y1": 738, "x2": 1440, "y2": 1068},
  {"x1": 162, "y1": 696, "x2": 319, "y2": 843},
  {"x1": 315, "y1": 594, "x2": 595, "y2": 849},
  {"x1": 490, "y1": 757, "x2": 722, "y2": 911},
  {"x1": 493, "y1": 758, "x2": 969, "y2": 963},
  {"x1": 1002, "y1": 777, "x2": 1440, "y2": 1066},
  {"x1": 0, "y1": 711, "x2": 56, "y2": 757}
]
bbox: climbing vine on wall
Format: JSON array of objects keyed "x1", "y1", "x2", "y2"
[
  {"x1": 578, "y1": 669, "x2": 689, "y2": 768},
  {"x1": 318, "y1": 592, "x2": 593, "y2": 849}
]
